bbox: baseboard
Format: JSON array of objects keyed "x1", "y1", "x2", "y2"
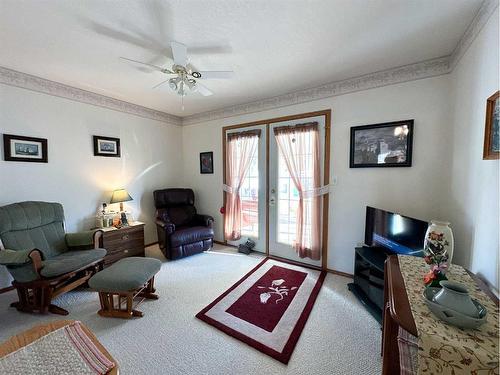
[
  {"x1": 0, "y1": 285, "x2": 14, "y2": 294},
  {"x1": 214, "y1": 240, "x2": 238, "y2": 249},
  {"x1": 326, "y1": 268, "x2": 353, "y2": 279}
]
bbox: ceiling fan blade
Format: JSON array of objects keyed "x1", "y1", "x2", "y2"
[
  {"x1": 187, "y1": 62, "x2": 199, "y2": 73},
  {"x1": 152, "y1": 79, "x2": 171, "y2": 89},
  {"x1": 196, "y1": 82, "x2": 214, "y2": 96},
  {"x1": 120, "y1": 57, "x2": 167, "y2": 72},
  {"x1": 171, "y1": 41, "x2": 188, "y2": 67},
  {"x1": 198, "y1": 71, "x2": 234, "y2": 79}
]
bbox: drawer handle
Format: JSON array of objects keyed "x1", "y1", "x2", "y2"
[
  {"x1": 122, "y1": 235, "x2": 129, "y2": 241},
  {"x1": 124, "y1": 249, "x2": 129, "y2": 254}
]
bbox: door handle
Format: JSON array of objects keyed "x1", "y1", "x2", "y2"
[{"x1": 269, "y1": 196, "x2": 276, "y2": 206}]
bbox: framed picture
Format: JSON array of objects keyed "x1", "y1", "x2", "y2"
[
  {"x1": 483, "y1": 91, "x2": 499, "y2": 160},
  {"x1": 200, "y1": 151, "x2": 214, "y2": 174},
  {"x1": 93, "y1": 136, "x2": 121, "y2": 157},
  {"x1": 350, "y1": 120, "x2": 414, "y2": 168},
  {"x1": 3, "y1": 134, "x2": 48, "y2": 163}
]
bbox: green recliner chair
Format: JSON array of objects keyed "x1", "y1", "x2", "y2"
[{"x1": 0, "y1": 201, "x2": 107, "y2": 315}]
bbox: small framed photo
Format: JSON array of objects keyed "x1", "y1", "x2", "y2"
[
  {"x1": 93, "y1": 136, "x2": 121, "y2": 157},
  {"x1": 483, "y1": 91, "x2": 499, "y2": 160},
  {"x1": 200, "y1": 151, "x2": 214, "y2": 174},
  {"x1": 3, "y1": 134, "x2": 48, "y2": 163},
  {"x1": 350, "y1": 120, "x2": 414, "y2": 168}
]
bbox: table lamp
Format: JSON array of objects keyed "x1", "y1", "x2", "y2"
[{"x1": 110, "y1": 189, "x2": 133, "y2": 226}]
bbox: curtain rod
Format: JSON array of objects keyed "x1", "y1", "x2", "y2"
[
  {"x1": 227, "y1": 129, "x2": 261, "y2": 139},
  {"x1": 273, "y1": 121, "x2": 318, "y2": 133}
]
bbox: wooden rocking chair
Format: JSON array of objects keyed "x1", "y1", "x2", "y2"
[{"x1": 0, "y1": 202, "x2": 107, "y2": 315}]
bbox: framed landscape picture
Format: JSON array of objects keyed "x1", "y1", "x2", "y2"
[
  {"x1": 483, "y1": 91, "x2": 499, "y2": 160},
  {"x1": 350, "y1": 120, "x2": 414, "y2": 168},
  {"x1": 93, "y1": 135, "x2": 121, "y2": 157},
  {"x1": 200, "y1": 151, "x2": 214, "y2": 174},
  {"x1": 3, "y1": 134, "x2": 48, "y2": 163}
]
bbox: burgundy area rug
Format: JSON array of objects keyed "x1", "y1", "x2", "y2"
[{"x1": 196, "y1": 257, "x2": 326, "y2": 364}]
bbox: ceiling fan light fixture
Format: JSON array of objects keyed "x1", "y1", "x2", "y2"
[
  {"x1": 177, "y1": 81, "x2": 186, "y2": 96},
  {"x1": 186, "y1": 79, "x2": 197, "y2": 92},
  {"x1": 125, "y1": 40, "x2": 230, "y2": 102},
  {"x1": 168, "y1": 77, "x2": 178, "y2": 91}
]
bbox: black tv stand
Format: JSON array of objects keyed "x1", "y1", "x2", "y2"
[{"x1": 347, "y1": 246, "x2": 393, "y2": 325}]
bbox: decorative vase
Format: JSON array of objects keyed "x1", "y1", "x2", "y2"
[
  {"x1": 423, "y1": 221, "x2": 454, "y2": 286},
  {"x1": 424, "y1": 220, "x2": 454, "y2": 266},
  {"x1": 433, "y1": 281, "x2": 479, "y2": 318}
]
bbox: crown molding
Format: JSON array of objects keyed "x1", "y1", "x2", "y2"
[
  {"x1": 182, "y1": 56, "x2": 451, "y2": 125},
  {"x1": 449, "y1": 0, "x2": 499, "y2": 70},
  {"x1": 0, "y1": 66, "x2": 182, "y2": 126},
  {"x1": 1, "y1": 60, "x2": 450, "y2": 128}
]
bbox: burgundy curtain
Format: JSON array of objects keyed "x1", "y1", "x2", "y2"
[
  {"x1": 224, "y1": 130, "x2": 260, "y2": 241},
  {"x1": 274, "y1": 123, "x2": 321, "y2": 260}
]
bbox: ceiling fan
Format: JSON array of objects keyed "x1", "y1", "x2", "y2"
[{"x1": 121, "y1": 41, "x2": 233, "y2": 97}]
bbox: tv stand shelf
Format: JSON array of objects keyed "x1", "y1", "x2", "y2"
[
  {"x1": 355, "y1": 246, "x2": 387, "y2": 272},
  {"x1": 348, "y1": 246, "x2": 393, "y2": 324}
]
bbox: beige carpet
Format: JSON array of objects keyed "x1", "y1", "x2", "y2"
[{"x1": 0, "y1": 245, "x2": 382, "y2": 375}]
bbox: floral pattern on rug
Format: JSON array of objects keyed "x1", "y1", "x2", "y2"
[
  {"x1": 257, "y1": 279, "x2": 298, "y2": 304},
  {"x1": 398, "y1": 255, "x2": 499, "y2": 374}
]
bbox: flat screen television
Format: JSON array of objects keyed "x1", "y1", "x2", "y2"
[{"x1": 364, "y1": 206, "x2": 428, "y2": 256}]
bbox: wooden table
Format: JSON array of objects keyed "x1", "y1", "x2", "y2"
[
  {"x1": 382, "y1": 255, "x2": 417, "y2": 375},
  {"x1": 0, "y1": 320, "x2": 118, "y2": 375},
  {"x1": 382, "y1": 255, "x2": 499, "y2": 375}
]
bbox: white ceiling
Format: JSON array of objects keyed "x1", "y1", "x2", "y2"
[{"x1": 0, "y1": 0, "x2": 482, "y2": 116}]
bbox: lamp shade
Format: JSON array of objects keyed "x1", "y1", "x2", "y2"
[{"x1": 110, "y1": 189, "x2": 133, "y2": 204}]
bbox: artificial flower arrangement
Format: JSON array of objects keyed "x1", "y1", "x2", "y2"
[
  {"x1": 423, "y1": 257, "x2": 448, "y2": 287},
  {"x1": 423, "y1": 231, "x2": 450, "y2": 287}
]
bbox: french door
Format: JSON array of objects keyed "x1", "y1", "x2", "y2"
[
  {"x1": 223, "y1": 111, "x2": 330, "y2": 268},
  {"x1": 268, "y1": 115, "x2": 326, "y2": 267},
  {"x1": 226, "y1": 124, "x2": 267, "y2": 252}
]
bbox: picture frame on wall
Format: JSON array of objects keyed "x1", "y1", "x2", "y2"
[
  {"x1": 93, "y1": 135, "x2": 121, "y2": 157},
  {"x1": 200, "y1": 151, "x2": 214, "y2": 174},
  {"x1": 483, "y1": 91, "x2": 499, "y2": 160},
  {"x1": 350, "y1": 120, "x2": 414, "y2": 168},
  {"x1": 3, "y1": 134, "x2": 48, "y2": 163}
]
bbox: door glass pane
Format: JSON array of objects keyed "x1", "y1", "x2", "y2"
[
  {"x1": 240, "y1": 147, "x2": 259, "y2": 238},
  {"x1": 277, "y1": 156, "x2": 297, "y2": 245},
  {"x1": 276, "y1": 130, "x2": 315, "y2": 246}
]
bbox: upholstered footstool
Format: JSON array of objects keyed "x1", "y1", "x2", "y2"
[{"x1": 89, "y1": 257, "x2": 162, "y2": 319}]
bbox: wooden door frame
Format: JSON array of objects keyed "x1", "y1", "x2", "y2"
[{"x1": 222, "y1": 109, "x2": 331, "y2": 270}]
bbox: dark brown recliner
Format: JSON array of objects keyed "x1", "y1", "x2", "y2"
[{"x1": 154, "y1": 188, "x2": 214, "y2": 260}]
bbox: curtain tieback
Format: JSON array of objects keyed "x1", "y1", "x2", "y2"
[
  {"x1": 224, "y1": 184, "x2": 329, "y2": 197},
  {"x1": 302, "y1": 185, "x2": 331, "y2": 199},
  {"x1": 223, "y1": 184, "x2": 240, "y2": 194}
]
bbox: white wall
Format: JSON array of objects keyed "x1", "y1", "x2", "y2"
[
  {"x1": 447, "y1": 13, "x2": 499, "y2": 293},
  {"x1": 0, "y1": 84, "x2": 182, "y2": 286},
  {"x1": 181, "y1": 75, "x2": 453, "y2": 274}
]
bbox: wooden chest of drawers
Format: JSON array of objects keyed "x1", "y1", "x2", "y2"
[{"x1": 100, "y1": 222, "x2": 145, "y2": 266}]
